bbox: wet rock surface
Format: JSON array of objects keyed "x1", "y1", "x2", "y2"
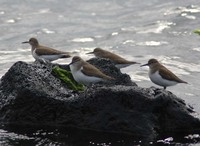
[{"x1": 0, "y1": 58, "x2": 199, "y2": 141}]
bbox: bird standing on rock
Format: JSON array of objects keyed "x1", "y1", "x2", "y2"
[
  {"x1": 69, "y1": 56, "x2": 114, "y2": 86},
  {"x1": 22, "y1": 37, "x2": 71, "y2": 63},
  {"x1": 141, "y1": 58, "x2": 187, "y2": 89},
  {"x1": 87, "y1": 48, "x2": 140, "y2": 69}
]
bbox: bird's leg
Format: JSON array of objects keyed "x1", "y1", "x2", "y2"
[
  {"x1": 34, "y1": 60, "x2": 40, "y2": 64},
  {"x1": 41, "y1": 58, "x2": 50, "y2": 64},
  {"x1": 84, "y1": 86, "x2": 89, "y2": 97},
  {"x1": 84, "y1": 84, "x2": 94, "y2": 97},
  {"x1": 40, "y1": 59, "x2": 53, "y2": 70}
]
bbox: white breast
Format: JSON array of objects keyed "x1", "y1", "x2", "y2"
[
  {"x1": 32, "y1": 49, "x2": 43, "y2": 62},
  {"x1": 70, "y1": 66, "x2": 103, "y2": 86},
  {"x1": 149, "y1": 71, "x2": 177, "y2": 87},
  {"x1": 40, "y1": 54, "x2": 64, "y2": 61}
]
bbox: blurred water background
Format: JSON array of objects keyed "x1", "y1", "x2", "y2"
[{"x1": 1, "y1": 0, "x2": 200, "y2": 145}]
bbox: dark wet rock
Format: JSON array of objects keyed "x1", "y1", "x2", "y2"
[{"x1": 0, "y1": 58, "x2": 200, "y2": 141}]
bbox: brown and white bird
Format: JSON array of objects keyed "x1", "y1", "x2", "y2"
[
  {"x1": 87, "y1": 48, "x2": 140, "y2": 69},
  {"x1": 69, "y1": 56, "x2": 114, "y2": 86},
  {"x1": 22, "y1": 37, "x2": 71, "y2": 63},
  {"x1": 141, "y1": 58, "x2": 187, "y2": 89}
]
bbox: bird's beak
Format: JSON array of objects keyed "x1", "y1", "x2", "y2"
[
  {"x1": 22, "y1": 41, "x2": 29, "y2": 44},
  {"x1": 140, "y1": 63, "x2": 149, "y2": 67},
  {"x1": 86, "y1": 51, "x2": 94, "y2": 54},
  {"x1": 68, "y1": 61, "x2": 73, "y2": 66}
]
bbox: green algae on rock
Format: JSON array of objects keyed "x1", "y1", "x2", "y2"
[
  {"x1": 52, "y1": 66, "x2": 84, "y2": 91},
  {"x1": 193, "y1": 29, "x2": 200, "y2": 35}
]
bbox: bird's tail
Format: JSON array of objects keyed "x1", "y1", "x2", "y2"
[
  {"x1": 104, "y1": 75, "x2": 115, "y2": 80},
  {"x1": 61, "y1": 53, "x2": 71, "y2": 58},
  {"x1": 180, "y1": 80, "x2": 188, "y2": 84}
]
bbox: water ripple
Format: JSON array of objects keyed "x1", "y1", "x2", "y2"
[
  {"x1": 71, "y1": 37, "x2": 94, "y2": 43},
  {"x1": 192, "y1": 47, "x2": 200, "y2": 52},
  {"x1": 161, "y1": 58, "x2": 200, "y2": 73},
  {"x1": 164, "y1": 5, "x2": 200, "y2": 19},
  {"x1": 122, "y1": 21, "x2": 175, "y2": 34},
  {"x1": 38, "y1": 8, "x2": 51, "y2": 14},
  {"x1": 41, "y1": 28, "x2": 55, "y2": 34},
  {"x1": 0, "y1": 11, "x2": 5, "y2": 15},
  {"x1": 122, "y1": 40, "x2": 168, "y2": 47},
  {"x1": 137, "y1": 21, "x2": 175, "y2": 34},
  {"x1": 6, "y1": 19, "x2": 15, "y2": 23},
  {"x1": 136, "y1": 41, "x2": 168, "y2": 46},
  {"x1": 181, "y1": 13, "x2": 196, "y2": 20},
  {"x1": 164, "y1": 5, "x2": 200, "y2": 15}
]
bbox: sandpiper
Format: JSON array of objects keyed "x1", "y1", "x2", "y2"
[
  {"x1": 69, "y1": 56, "x2": 114, "y2": 86},
  {"x1": 22, "y1": 37, "x2": 71, "y2": 63},
  {"x1": 141, "y1": 58, "x2": 187, "y2": 89},
  {"x1": 87, "y1": 48, "x2": 140, "y2": 69}
]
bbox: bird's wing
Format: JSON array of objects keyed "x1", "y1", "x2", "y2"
[
  {"x1": 81, "y1": 63, "x2": 113, "y2": 80},
  {"x1": 101, "y1": 51, "x2": 137, "y2": 64},
  {"x1": 36, "y1": 45, "x2": 70, "y2": 56},
  {"x1": 159, "y1": 66, "x2": 187, "y2": 83}
]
